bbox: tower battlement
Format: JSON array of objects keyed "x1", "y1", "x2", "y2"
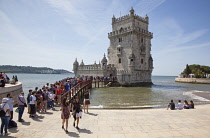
[{"x1": 113, "y1": 14, "x2": 148, "y2": 24}]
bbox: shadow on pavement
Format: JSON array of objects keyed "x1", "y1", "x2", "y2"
[
  {"x1": 87, "y1": 112, "x2": 98, "y2": 116},
  {"x1": 31, "y1": 115, "x2": 44, "y2": 122},
  {"x1": 2, "y1": 135, "x2": 14, "y2": 138},
  {"x1": 38, "y1": 112, "x2": 53, "y2": 115},
  {"x1": 78, "y1": 128, "x2": 92, "y2": 134},
  {"x1": 8, "y1": 127, "x2": 19, "y2": 133},
  {"x1": 19, "y1": 121, "x2": 30, "y2": 126},
  {"x1": 67, "y1": 131, "x2": 80, "y2": 137}
]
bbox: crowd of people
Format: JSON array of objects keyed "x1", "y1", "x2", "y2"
[
  {"x1": 167, "y1": 100, "x2": 194, "y2": 110},
  {"x1": 0, "y1": 76, "x2": 91, "y2": 136},
  {"x1": 92, "y1": 76, "x2": 117, "y2": 82},
  {"x1": 0, "y1": 72, "x2": 18, "y2": 87}
]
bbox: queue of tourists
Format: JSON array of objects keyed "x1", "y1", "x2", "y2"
[
  {"x1": 167, "y1": 100, "x2": 195, "y2": 110},
  {"x1": 0, "y1": 76, "x2": 91, "y2": 136}
]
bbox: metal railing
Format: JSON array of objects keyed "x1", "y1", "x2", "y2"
[{"x1": 61, "y1": 80, "x2": 92, "y2": 103}]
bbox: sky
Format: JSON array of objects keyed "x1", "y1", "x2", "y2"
[{"x1": 0, "y1": 0, "x2": 210, "y2": 76}]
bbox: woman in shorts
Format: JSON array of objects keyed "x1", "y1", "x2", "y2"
[
  {"x1": 72, "y1": 97, "x2": 82, "y2": 129},
  {"x1": 84, "y1": 90, "x2": 90, "y2": 113}
]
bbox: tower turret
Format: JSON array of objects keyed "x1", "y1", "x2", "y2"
[
  {"x1": 80, "y1": 60, "x2": 84, "y2": 66},
  {"x1": 73, "y1": 58, "x2": 79, "y2": 75},
  {"x1": 112, "y1": 15, "x2": 116, "y2": 24},
  {"x1": 130, "y1": 7, "x2": 134, "y2": 16},
  {"x1": 145, "y1": 14, "x2": 149, "y2": 24},
  {"x1": 101, "y1": 53, "x2": 108, "y2": 69}
]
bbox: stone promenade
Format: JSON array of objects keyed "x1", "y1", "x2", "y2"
[{"x1": 7, "y1": 104, "x2": 210, "y2": 138}]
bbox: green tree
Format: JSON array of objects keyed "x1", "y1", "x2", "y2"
[{"x1": 182, "y1": 64, "x2": 191, "y2": 76}]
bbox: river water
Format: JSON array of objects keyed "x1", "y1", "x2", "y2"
[{"x1": 7, "y1": 74, "x2": 210, "y2": 108}]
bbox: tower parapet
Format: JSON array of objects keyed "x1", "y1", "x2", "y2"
[{"x1": 108, "y1": 26, "x2": 153, "y2": 38}]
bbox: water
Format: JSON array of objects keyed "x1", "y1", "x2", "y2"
[
  {"x1": 6, "y1": 74, "x2": 210, "y2": 108},
  {"x1": 6, "y1": 73, "x2": 74, "y2": 93},
  {"x1": 90, "y1": 76, "x2": 210, "y2": 108}
]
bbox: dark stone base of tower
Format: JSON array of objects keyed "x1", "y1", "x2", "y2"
[{"x1": 107, "y1": 81, "x2": 153, "y2": 87}]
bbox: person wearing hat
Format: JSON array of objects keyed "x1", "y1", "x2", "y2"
[
  {"x1": 17, "y1": 92, "x2": 27, "y2": 122},
  {"x1": 1, "y1": 98, "x2": 11, "y2": 136}
]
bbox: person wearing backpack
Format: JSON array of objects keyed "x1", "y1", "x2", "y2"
[
  {"x1": 42, "y1": 90, "x2": 48, "y2": 112},
  {"x1": 0, "y1": 98, "x2": 11, "y2": 136}
]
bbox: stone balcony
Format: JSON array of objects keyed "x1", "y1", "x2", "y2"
[{"x1": 108, "y1": 27, "x2": 153, "y2": 38}]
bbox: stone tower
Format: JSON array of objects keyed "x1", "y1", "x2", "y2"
[
  {"x1": 73, "y1": 58, "x2": 79, "y2": 76},
  {"x1": 107, "y1": 8, "x2": 153, "y2": 85}
]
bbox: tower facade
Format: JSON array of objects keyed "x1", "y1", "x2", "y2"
[{"x1": 108, "y1": 8, "x2": 153, "y2": 85}]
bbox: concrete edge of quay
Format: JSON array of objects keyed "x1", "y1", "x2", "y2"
[{"x1": 175, "y1": 77, "x2": 210, "y2": 84}]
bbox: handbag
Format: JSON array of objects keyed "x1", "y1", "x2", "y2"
[
  {"x1": 24, "y1": 103, "x2": 27, "y2": 107},
  {"x1": 15, "y1": 108, "x2": 19, "y2": 113}
]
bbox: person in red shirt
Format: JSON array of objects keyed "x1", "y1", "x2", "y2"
[{"x1": 56, "y1": 88, "x2": 62, "y2": 105}]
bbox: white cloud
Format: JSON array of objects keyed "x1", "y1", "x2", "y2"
[
  {"x1": 153, "y1": 18, "x2": 209, "y2": 56},
  {"x1": 136, "y1": 0, "x2": 166, "y2": 15}
]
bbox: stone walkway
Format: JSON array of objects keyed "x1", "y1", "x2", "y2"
[{"x1": 7, "y1": 104, "x2": 210, "y2": 138}]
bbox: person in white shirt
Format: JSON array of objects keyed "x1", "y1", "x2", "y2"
[
  {"x1": 29, "y1": 92, "x2": 36, "y2": 117},
  {"x1": 1, "y1": 98, "x2": 11, "y2": 136},
  {"x1": 177, "y1": 100, "x2": 183, "y2": 110},
  {"x1": 6, "y1": 93, "x2": 14, "y2": 127},
  {"x1": 49, "y1": 91, "x2": 56, "y2": 109}
]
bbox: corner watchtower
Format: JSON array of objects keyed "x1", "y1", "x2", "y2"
[{"x1": 130, "y1": 7, "x2": 134, "y2": 16}]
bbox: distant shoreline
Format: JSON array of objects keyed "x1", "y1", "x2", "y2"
[{"x1": 0, "y1": 65, "x2": 72, "y2": 74}]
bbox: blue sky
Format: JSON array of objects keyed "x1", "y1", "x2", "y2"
[{"x1": 0, "y1": 0, "x2": 210, "y2": 76}]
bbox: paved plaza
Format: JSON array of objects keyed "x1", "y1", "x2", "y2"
[{"x1": 7, "y1": 104, "x2": 210, "y2": 138}]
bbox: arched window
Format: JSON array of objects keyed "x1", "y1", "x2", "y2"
[{"x1": 119, "y1": 58, "x2": 121, "y2": 63}]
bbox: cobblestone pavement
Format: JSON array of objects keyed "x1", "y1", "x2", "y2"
[{"x1": 7, "y1": 104, "x2": 210, "y2": 138}]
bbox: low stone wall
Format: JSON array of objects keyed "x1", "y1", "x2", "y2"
[
  {"x1": 175, "y1": 78, "x2": 210, "y2": 84},
  {"x1": 0, "y1": 82, "x2": 23, "y2": 105}
]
